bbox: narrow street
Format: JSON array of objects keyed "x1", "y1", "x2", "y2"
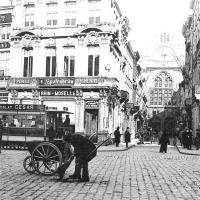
[{"x1": 1, "y1": 146, "x2": 200, "y2": 200}]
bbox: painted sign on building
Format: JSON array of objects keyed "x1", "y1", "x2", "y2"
[
  {"x1": 85, "y1": 100, "x2": 99, "y2": 109},
  {"x1": 8, "y1": 78, "x2": 37, "y2": 88},
  {"x1": 38, "y1": 77, "x2": 74, "y2": 87},
  {"x1": 39, "y1": 89, "x2": 75, "y2": 96},
  {"x1": 0, "y1": 104, "x2": 45, "y2": 111}
]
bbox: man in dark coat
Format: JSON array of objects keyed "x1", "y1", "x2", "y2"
[
  {"x1": 114, "y1": 127, "x2": 121, "y2": 147},
  {"x1": 124, "y1": 127, "x2": 131, "y2": 148},
  {"x1": 159, "y1": 131, "x2": 170, "y2": 153},
  {"x1": 58, "y1": 133, "x2": 96, "y2": 182}
]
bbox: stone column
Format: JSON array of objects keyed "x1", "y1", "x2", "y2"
[{"x1": 75, "y1": 89, "x2": 84, "y2": 134}]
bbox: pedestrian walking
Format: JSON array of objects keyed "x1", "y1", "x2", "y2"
[
  {"x1": 0, "y1": 118, "x2": 3, "y2": 153},
  {"x1": 58, "y1": 133, "x2": 96, "y2": 182},
  {"x1": 114, "y1": 126, "x2": 121, "y2": 147},
  {"x1": 159, "y1": 130, "x2": 170, "y2": 153},
  {"x1": 124, "y1": 127, "x2": 131, "y2": 148}
]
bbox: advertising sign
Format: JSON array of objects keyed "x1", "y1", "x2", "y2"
[
  {"x1": 39, "y1": 89, "x2": 75, "y2": 96},
  {"x1": 38, "y1": 77, "x2": 74, "y2": 87},
  {"x1": 0, "y1": 104, "x2": 45, "y2": 111},
  {"x1": 85, "y1": 100, "x2": 99, "y2": 109}
]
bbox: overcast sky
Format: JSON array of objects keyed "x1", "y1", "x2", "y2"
[{"x1": 116, "y1": 0, "x2": 192, "y2": 52}]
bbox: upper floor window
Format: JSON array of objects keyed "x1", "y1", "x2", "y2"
[
  {"x1": 1, "y1": 25, "x2": 11, "y2": 40},
  {"x1": 46, "y1": 48, "x2": 56, "y2": 77},
  {"x1": 164, "y1": 77, "x2": 172, "y2": 88},
  {"x1": 88, "y1": 55, "x2": 99, "y2": 76},
  {"x1": 47, "y1": 3, "x2": 57, "y2": 26},
  {"x1": 47, "y1": 13, "x2": 57, "y2": 26},
  {"x1": 25, "y1": 5, "x2": 35, "y2": 27},
  {"x1": 23, "y1": 49, "x2": 33, "y2": 77},
  {"x1": 0, "y1": 51, "x2": 9, "y2": 76},
  {"x1": 64, "y1": 56, "x2": 75, "y2": 76},
  {"x1": 89, "y1": 16, "x2": 100, "y2": 24}
]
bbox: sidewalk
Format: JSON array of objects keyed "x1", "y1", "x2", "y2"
[{"x1": 97, "y1": 140, "x2": 137, "y2": 151}]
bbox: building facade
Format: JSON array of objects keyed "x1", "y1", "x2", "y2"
[
  {"x1": 140, "y1": 33, "x2": 184, "y2": 133},
  {"x1": 181, "y1": 0, "x2": 200, "y2": 135},
  {"x1": 0, "y1": 0, "x2": 140, "y2": 138}
]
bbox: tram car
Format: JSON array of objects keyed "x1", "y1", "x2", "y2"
[{"x1": 0, "y1": 104, "x2": 74, "y2": 149}]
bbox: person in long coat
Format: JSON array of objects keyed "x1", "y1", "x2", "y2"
[
  {"x1": 124, "y1": 127, "x2": 131, "y2": 148},
  {"x1": 58, "y1": 133, "x2": 96, "y2": 182},
  {"x1": 159, "y1": 131, "x2": 170, "y2": 153},
  {"x1": 114, "y1": 127, "x2": 121, "y2": 147}
]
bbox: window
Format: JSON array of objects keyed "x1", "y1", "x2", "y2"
[
  {"x1": 25, "y1": 6, "x2": 35, "y2": 27},
  {"x1": 65, "y1": 18, "x2": 76, "y2": 26},
  {"x1": 64, "y1": 56, "x2": 75, "y2": 76},
  {"x1": 23, "y1": 56, "x2": 33, "y2": 77},
  {"x1": 46, "y1": 56, "x2": 56, "y2": 77},
  {"x1": 89, "y1": 16, "x2": 100, "y2": 24},
  {"x1": 47, "y1": 13, "x2": 57, "y2": 26},
  {"x1": 0, "y1": 51, "x2": 9, "y2": 77},
  {"x1": 47, "y1": 4, "x2": 57, "y2": 26},
  {"x1": 1, "y1": 25, "x2": 11, "y2": 40},
  {"x1": 88, "y1": 55, "x2": 99, "y2": 76}
]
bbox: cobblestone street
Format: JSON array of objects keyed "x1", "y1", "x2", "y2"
[{"x1": 1, "y1": 146, "x2": 200, "y2": 200}]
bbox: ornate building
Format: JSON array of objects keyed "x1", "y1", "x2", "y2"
[
  {"x1": 140, "y1": 33, "x2": 184, "y2": 132},
  {"x1": 0, "y1": 0, "x2": 140, "y2": 138}
]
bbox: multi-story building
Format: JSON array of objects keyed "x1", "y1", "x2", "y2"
[
  {"x1": 181, "y1": 0, "x2": 200, "y2": 135},
  {"x1": 0, "y1": 0, "x2": 140, "y2": 138},
  {"x1": 0, "y1": 3, "x2": 13, "y2": 103},
  {"x1": 140, "y1": 33, "x2": 184, "y2": 133}
]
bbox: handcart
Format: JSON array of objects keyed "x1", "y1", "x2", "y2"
[{"x1": 23, "y1": 136, "x2": 111, "y2": 176}]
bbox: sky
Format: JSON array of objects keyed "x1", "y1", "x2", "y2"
[{"x1": 116, "y1": 0, "x2": 192, "y2": 52}]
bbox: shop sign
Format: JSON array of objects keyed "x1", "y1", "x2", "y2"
[
  {"x1": 85, "y1": 100, "x2": 99, "y2": 109},
  {"x1": 0, "y1": 92, "x2": 8, "y2": 103},
  {"x1": 76, "y1": 77, "x2": 105, "y2": 84},
  {"x1": 0, "y1": 42, "x2": 10, "y2": 49},
  {"x1": 8, "y1": 78, "x2": 37, "y2": 88},
  {"x1": 0, "y1": 104, "x2": 45, "y2": 111},
  {"x1": 39, "y1": 89, "x2": 75, "y2": 96},
  {"x1": 0, "y1": 14, "x2": 12, "y2": 24},
  {"x1": 38, "y1": 77, "x2": 74, "y2": 87}
]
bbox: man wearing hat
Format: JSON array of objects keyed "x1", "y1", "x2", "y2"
[{"x1": 58, "y1": 133, "x2": 96, "y2": 182}]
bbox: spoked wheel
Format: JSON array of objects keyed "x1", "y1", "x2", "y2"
[
  {"x1": 23, "y1": 155, "x2": 36, "y2": 174},
  {"x1": 32, "y1": 142, "x2": 62, "y2": 176}
]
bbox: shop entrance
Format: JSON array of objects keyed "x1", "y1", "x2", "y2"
[{"x1": 84, "y1": 109, "x2": 98, "y2": 136}]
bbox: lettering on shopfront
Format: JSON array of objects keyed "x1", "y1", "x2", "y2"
[
  {"x1": 38, "y1": 78, "x2": 74, "y2": 87},
  {"x1": 0, "y1": 104, "x2": 45, "y2": 111},
  {"x1": 9, "y1": 78, "x2": 37, "y2": 88},
  {"x1": 85, "y1": 100, "x2": 99, "y2": 109},
  {"x1": 40, "y1": 90, "x2": 76, "y2": 96}
]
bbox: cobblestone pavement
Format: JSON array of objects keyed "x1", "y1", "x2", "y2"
[{"x1": 1, "y1": 146, "x2": 200, "y2": 200}]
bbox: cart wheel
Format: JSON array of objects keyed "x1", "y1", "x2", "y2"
[
  {"x1": 23, "y1": 156, "x2": 36, "y2": 174},
  {"x1": 32, "y1": 142, "x2": 62, "y2": 176}
]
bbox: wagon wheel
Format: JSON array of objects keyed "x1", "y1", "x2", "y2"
[
  {"x1": 31, "y1": 142, "x2": 62, "y2": 176},
  {"x1": 23, "y1": 156, "x2": 36, "y2": 174}
]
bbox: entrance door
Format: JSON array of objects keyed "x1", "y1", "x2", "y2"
[{"x1": 84, "y1": 109, "x2": 98, "y2": 136}]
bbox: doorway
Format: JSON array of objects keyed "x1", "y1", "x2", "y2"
[{"x1": 84, "y1": 109, "x2": 98, "y2": 136}]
